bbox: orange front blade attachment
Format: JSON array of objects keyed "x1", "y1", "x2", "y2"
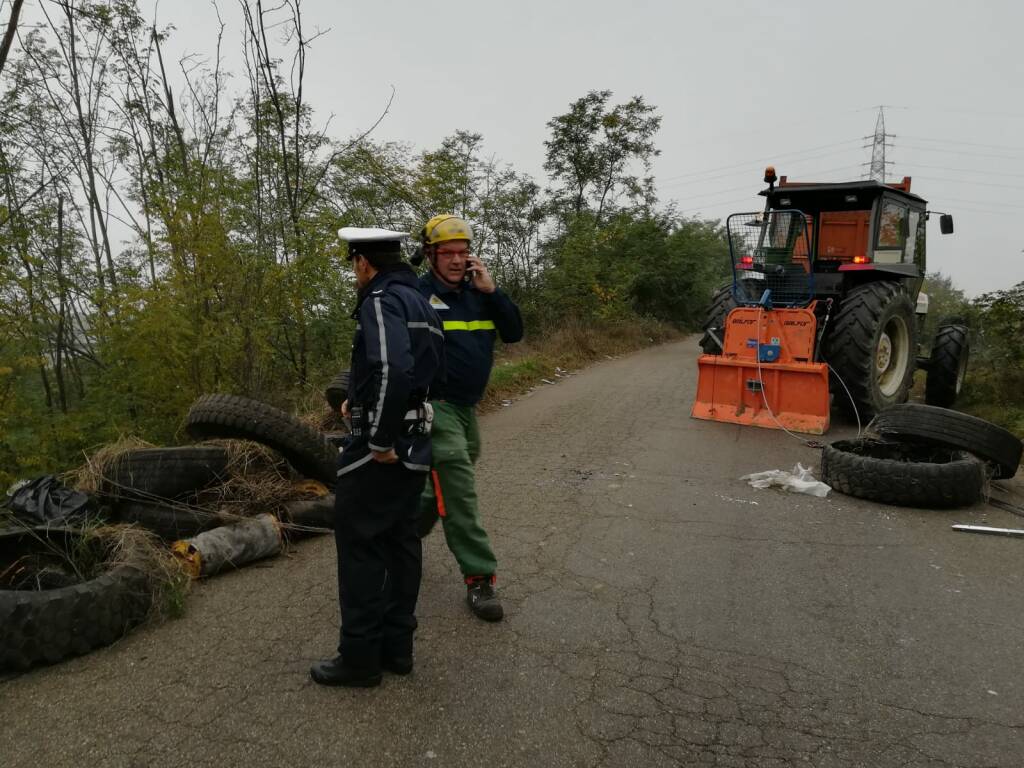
[
  {"x1": 691, "y1": 304, "x2": 831, "y2": 435},
  {"x1": 692, "y1": 355, "x2": 830, "y2": 435}
]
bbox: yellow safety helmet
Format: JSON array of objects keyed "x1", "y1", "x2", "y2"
[{"x1": 421, "y1": 215, "x2": 473, "y2": 246}]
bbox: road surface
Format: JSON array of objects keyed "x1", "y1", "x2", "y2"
[{"x1": 2, "y1": 339, "x2": 1023, "y2": 767}]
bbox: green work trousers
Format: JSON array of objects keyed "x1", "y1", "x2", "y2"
[{"x1": 420, "y1": 401, "x2": 498, "y2": 579}]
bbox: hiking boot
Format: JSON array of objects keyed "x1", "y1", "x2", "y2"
[
  {"x1": 309, "y1": 656, "x2": 382, "y2": 688},
  {"x1": 466, "y1": 577, "x2": 504, "y2": 622}
]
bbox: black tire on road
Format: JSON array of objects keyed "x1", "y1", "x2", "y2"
[
  {"x1": 870, "y1": 403, "x2": 1022, "y2": 480},
  {"x1": 820, "y1": 438, "x2": 985, "y2": 509},
  {"x1": 113, "y1": 501, "x2": 227, "y2": 541},
  {"x1": 185, "y1": 394, "x2": 338, "y2": 485},
  {"x1": 0, "y1": 528, "x2": 152, "y2": 670},
  {"x1": 698, "y1": 284, "x2": 737, "y2": 355},
  {"x1": 825, "y1": 281, "x2": 918, "y2": 420},
  {"x1": 324, "y1": 370, "x2": 350, "y2": 411},
  {"x1": 925, "y1": 324, "x2": 969, "y2": 408},
  {"x1": 102, "y1": 446, "x2": 229, "y2": 501}
]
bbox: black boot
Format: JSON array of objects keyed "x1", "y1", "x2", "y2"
[
  {"x1": 309, "y1": 656, "x2": 382, "y2": 687},
  {"x1": 466, "y1": 577, "x2": 504, "y2": 622},
  {"x1": 382, "y1": 654, "x2": 413, "y2": 675}
]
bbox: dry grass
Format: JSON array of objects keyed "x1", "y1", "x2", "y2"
[{"x1": 65, "y1": 436, "x2": 156, "y2": 495}]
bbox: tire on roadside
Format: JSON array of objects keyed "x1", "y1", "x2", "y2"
[
  {"x1": 869, "y1": 404, "x2": 1022, "y2": 480},
  {"x1": 825, "y1": 281, "x2": 918, "y2": 420},
  {"x1": 102, "y1": 446, "x2": 230, "y2": 501},
  {"x1": 924, "y1": 324, "x2": 969, "y2": 409},
  {"x1": 184, "y1": 394, "x2": 338, "y2": 485},
  {"x1": 112, "y1": 501, "x2": 227, "y2": 542},
  {"x1": 324, "y1": 370, "x2": 350, "y2": 412},
  {"x1": 0, "y1": 527, "x2": 152, "y2": 670},
  {"x1": 820, "y1": 438, "x2": 985, "y2": 509},
  {"x1": 698, "y1": 284, "x2": 737, "y2": 355}
]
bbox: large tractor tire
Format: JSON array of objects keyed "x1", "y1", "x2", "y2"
[
  {"x1": 825, "y1": 281, "x2": 918, "y2": 420},
  {"x1": 820, "y1": 438, "x2": 985, "y2": 509},
  {"x1": 870, "y1": 404, "x2": 1021, "y2": 480},
  {"x1": 185, "y1": 394, "x2": 338, "y2": 485},
  {"x1": 698, "y1": 284, "x2": 737, "y2": 355},
  {"x1": 925, "y1": 324, "x2": 969, "y2": 408}
]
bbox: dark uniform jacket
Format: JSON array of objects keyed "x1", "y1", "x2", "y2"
[
  {"x1": 338, "y1": 265, "x2": 445, "y2": 477},
  {"x1": 417, "y1": 272, "x2": 524, "y2": 407}
]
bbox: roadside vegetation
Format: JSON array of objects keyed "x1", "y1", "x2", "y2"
[
  {"x1": 920, "y1": 274, "x2": 1024, "y2": 437},
  {"x1": 0, "y1": 2, "x2": 729, "y2": 487}
]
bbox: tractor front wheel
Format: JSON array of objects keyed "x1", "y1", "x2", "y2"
[
  {"x1": 698, "y1": 284, "x2": 737, "y2": 355},
  {"x1": 826, "y1": 281, "x2": 918, "y2": 420}
]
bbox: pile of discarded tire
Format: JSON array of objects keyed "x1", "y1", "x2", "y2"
[{"x1": 820, "y1": 404, "x2": 1023, "y2": 509}]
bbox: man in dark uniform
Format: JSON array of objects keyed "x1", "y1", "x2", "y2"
[
  {"x1": 414, "y1": 215, "x2": 523, "y2": 622},
  {"x1": 311, "y1": 227, "x2": 444, "y2": 688}
]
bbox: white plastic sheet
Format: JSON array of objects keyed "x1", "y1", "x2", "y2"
[{"x1": 740, "y1": 463, "x2": 831, "y2": 498}]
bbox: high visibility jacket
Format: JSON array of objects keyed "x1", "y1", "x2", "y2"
[
  {"x1": 418, "y1": 272, "x2": 523, "y2": 407},
  {"x1": 338, "y1": 266, "x2": 445, "y2": 476}
]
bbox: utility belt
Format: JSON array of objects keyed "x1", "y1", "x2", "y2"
[{"x1": 348, "y1": 401, "x2": 433, "y2": 438}]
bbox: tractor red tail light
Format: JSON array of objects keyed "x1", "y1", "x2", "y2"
[{"x1": 740, "y1": 255, "x2": 754, "y2": 267}]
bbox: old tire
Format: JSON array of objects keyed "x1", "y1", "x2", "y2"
[
  {"x1": 185, "y1": 394, "x2": 337, "y2": 485},
  {"x1": 324, "y1": 370, "x2": 350, "y2": 411},
  {"x1": 925, "y1": 324, "x2": 969, "y2": 408},
  {"x1": 870, "y1": 404, "x2": 1022, "y2": 479},
  {"x1": 0, "y1": 528, "x2": 152, "y2": 670},
  {"x1": 102, "y1": 447, "x2": 229, "y2": 501},
  {"x1": 820, "y1": 438, "x2": 985, "y2": 509},
  {"x1": 113, "y1": 501, "x2": 227, "y2": 542},
  {"x1": 826, "y1": 281, "x2": 918, "y2": 420},
  {"x1": 281, "y1": 496, "x2": 335, "y2": 537},
  {"x1": 699, "y1": 284, "x2": 737, "y2": 355}
]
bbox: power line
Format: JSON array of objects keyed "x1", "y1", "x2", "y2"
[
  {"x1": 897, "y1": 143, "x2": 1024, "y2": 162},
  {"x1": 658, "y1": 138, "x2": 863, "y2": 183},
  {"x1": 899, "y1": 135, "x2": 1024, "y2": 152},
  {"x1": 894, "y1": 163, "x2": 1024, "y2": 180},
  {"x1": 913, "y1": 174, "x2": 1024, "y2": 192},
  {"x1": 658, "y1": 147, "x2": 865, "y2": 190}
]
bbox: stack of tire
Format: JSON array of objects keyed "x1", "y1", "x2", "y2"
[
  {"x1": 103, "y1": 394, "x2": 340, "y2": 541},
  {"x1": 820, "y1": 404, "x2": 1022, "y2": 509}
]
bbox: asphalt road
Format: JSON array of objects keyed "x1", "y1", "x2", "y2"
[{"x1": 2, "y1": 339, "x2": 1023, "y2": 768}]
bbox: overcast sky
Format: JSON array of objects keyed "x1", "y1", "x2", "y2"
[{"x1": 142, "y1": 1, "x2": 1024, "y2": 296}]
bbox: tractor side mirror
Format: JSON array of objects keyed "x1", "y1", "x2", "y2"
[{"x1": 939, "y1": 214, "x2": 954, "y2": 235}]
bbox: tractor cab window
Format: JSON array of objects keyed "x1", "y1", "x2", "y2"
[{"x1": 875, "y1": 200, "x2": 908, "y2": 263}]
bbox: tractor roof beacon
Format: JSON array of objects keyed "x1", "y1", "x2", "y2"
[{"x1": 698, "y1": 168, "x2": 963, "y2": 421}]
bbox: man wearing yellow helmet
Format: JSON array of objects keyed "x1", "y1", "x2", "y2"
[{"x1": 416, "y1": 215, "x2": 523, "y2": 621}]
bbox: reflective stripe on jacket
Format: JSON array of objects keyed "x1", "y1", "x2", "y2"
[
  {"x1": 417, "y1": 272, "x2": 523, "y2": 407},
  {"x1": 339, "y1": 266, "x2": 445, "y2": 476}
]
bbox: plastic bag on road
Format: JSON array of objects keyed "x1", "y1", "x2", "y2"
[{"x1": 740, "y1": 463, "x2": 831, "y2": 498}]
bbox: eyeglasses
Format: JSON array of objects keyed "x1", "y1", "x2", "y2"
[{"x1": 435, "y1": 248, "x2": 471, "y2": 258}]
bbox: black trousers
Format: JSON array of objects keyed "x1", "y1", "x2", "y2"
[{"x1": 334, "y1": 460, "x2": 426, "y2": 671}]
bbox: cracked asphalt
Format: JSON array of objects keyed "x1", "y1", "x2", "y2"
[{"x1": 3, "y1": 339, "x2": 1024, "y2": 767}]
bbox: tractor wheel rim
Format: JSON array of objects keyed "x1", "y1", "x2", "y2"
[{"x1": 877, "y1": 317, "x2": 910, "y2": 398}]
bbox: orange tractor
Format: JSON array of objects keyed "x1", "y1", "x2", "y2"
[{"x1": 692, "y1": 168, "x2": 963, "y2": 434}]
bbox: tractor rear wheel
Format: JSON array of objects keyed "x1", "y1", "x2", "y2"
[
  {"x1": 925, "y1": 324, "x2": 969, "y2": 408},
  {"x1": 698, "y1": 284, "x2": 737, "y2": 355},
  {"x1": 826, "y1": 281, "x2": 918, "y2": 420}
]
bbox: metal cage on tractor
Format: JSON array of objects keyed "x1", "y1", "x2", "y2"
[
  {"x1": 693, "y1": 166, "x2": 962, "y2": 435},
  {"x1": 692, "y1": 208, "x2": 831, "y2": 434}
]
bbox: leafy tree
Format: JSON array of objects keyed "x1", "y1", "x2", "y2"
[{"x1": 543, "y1": 90, "x2": 660, "y2": 225}]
